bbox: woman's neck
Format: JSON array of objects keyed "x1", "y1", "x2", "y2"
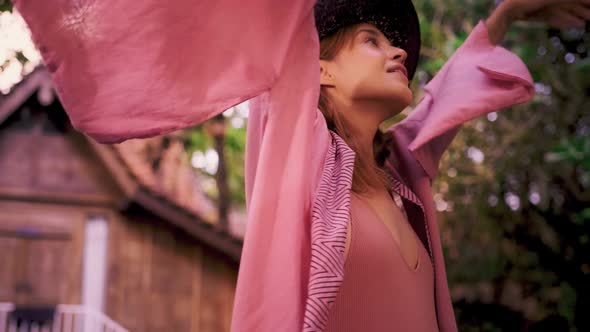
[{"x1": 336, "y1": 99, "x2": 387, "y2": 169}]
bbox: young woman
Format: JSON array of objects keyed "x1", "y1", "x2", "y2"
[{"x1": 13, "y1": 0, "x2": 589, "y2": 330}]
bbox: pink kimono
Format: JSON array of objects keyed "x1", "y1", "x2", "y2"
[{"x1": 14, "y1": 0, "x2": 534, "y2": 331}]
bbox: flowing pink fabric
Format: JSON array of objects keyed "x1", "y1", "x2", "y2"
[{"x1": 13, "y1": 0, "x2": 534, "y2": 330}]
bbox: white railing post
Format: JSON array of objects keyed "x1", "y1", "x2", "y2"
[
  {"x1": 54, "y1": 305, "x2": 128, "y2": 332},
  {"x1": 0, "y1": 304, "x2": 127, "y2": 332},
  {"x1": 0, "y1": 303, "x2": 15, "y2": 332}
]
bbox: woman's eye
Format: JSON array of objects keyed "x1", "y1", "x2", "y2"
[{"x1": 366, "y1": 37, "x2": 378, "y2": 46}]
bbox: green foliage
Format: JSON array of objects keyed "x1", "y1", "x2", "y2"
[
  {"x1": 0, "y1": 1, "x2": 13, "y2": 13},
  {"x1": 184, "y1": 119, "x2": 247, "y2": 205},
  {"x1": 187, "y1": 126, "x2": 210, "y2": 151},
  {"x1": 556, "y1": 282, "x2": 577, "y2": 324},
  {"x1": 574, "y1": 208, "x2": 590, "y2": 226},
  {"x1": 547, "y1": 136, "x2": 590, "y2": 171},
  {"x1": 224, "y1": 125, "x2": 247, "y2": 204},
  {"x1": 225, "y1": 126, "x2": 246, "y2": 152},
  {"x1": 415, "y1": 0, "x2": 590, "y2": 330}
]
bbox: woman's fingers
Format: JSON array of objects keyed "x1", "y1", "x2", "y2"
[
  {"x1": 541, "y1": 0, "x2": 590, "y2": 6},
  {"x1": 548, "y1": 7, "x2": 587, "y2": 29},
  {"x1": 568, "y1": 3, "x2": 590, "y2": 21}
]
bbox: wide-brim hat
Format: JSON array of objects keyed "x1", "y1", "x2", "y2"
[{"x1": 314, "y1": 0, "x2": 421, "y2": 82}]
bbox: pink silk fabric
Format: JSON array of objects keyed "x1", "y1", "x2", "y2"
[{"x1": 13, "y1": 0, "x2": 534, "y2": 331}]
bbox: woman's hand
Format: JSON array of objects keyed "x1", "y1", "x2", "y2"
[
  {"x1": 485, "y1": 0, "x2": 590, "y2": 45},
  {"x1": 504, "y1": 0, "x2": 590, "y2": 29}
]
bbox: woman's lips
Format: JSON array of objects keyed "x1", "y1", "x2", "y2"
[
  {"x1": 385, "y1": 64, "x2": 408, "y2": 81},
  {"x1": 388, "y1": 70, "x2": 408, "y2": 82}
]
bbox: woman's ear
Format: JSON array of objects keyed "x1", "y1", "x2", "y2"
[{"x1": 319, "y1": 59, "x2": 336, "y2": 87}]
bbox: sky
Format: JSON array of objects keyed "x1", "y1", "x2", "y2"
[{"x1": 0, "y1": 10, "x2": 41, "y2": 94}]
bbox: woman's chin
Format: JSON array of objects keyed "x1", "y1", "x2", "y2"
[{"x1": 385, "y1": 86, "x2": 412, "y2": 106}]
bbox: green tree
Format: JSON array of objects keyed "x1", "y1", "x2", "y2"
[{"x1": 411, "y1": 0, "x2": 589, "y2": 330}]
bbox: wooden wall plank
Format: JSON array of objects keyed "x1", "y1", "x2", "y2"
[
  {"x1": 0, "y1": 237, "x2": 19, "y2": 301},
  {"x1": 105, "y1": 212, "x2": 238, "y2": 332},
  {"x1": 190, "y1": 247, "x2": 203, "y2": 332},
  {"x1": 0, "y1": 130, "x2": 122, "y2": 201}
]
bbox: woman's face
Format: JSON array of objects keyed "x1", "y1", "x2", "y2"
[{"x1": 320, "y1": 23, "x2": 412, "y2": 115}]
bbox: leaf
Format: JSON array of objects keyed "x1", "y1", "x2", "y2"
[
  {"x1": 0, "y1": 1, "x2": 13, "y2": 13},
  {"x1": 187, "y1": 127, "x2": 210, "y2": 152},
  {"x1": 573, "y1": 208, "x2": 590, "y2": 225}
]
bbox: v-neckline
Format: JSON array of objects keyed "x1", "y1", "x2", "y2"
[{"x1": 351, "y1": 191, "x2": 420, "y2": 272}]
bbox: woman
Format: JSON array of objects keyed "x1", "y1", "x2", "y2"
[{"x1": 12, "y1": 0, "x2": 589, "y2": 331}]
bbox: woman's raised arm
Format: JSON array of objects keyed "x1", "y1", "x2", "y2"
[
  {"x1": 13, "y1": 0, "x2": 317, "y2": 143},
  {"x1": 15, "y1": 2, "x2": 333, "y2": 331},
  {"x1": 386, "y1": 17, "x2": 535, "y2": 182},
  {"x1": 387, "y1": 0, "x2": 590, "y2": 183}
]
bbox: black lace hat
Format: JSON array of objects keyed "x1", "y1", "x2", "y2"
[{"x1": 314, "y1": 0, "x2": 421, "y2": 82}]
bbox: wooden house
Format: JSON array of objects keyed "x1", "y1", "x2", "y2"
[{"x1": 0, "y1": 67, "x2": 246, "y2": 332}]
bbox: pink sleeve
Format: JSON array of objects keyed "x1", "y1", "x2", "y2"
[
  {"x1": 13, "y1": 0, "x2": 317, "y2": 144},
  {"x1": 387, "y1": 19, "x2": 535, "y2": 181},
  {"x1": 236, "y1": 10, "x2": 332, "y2": 329},
  {"x1": 16, "y1": 1, "x2": 331, "y2": 331}
]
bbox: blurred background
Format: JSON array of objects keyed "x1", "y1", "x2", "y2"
[{"x1": 0, "y1": 0, "x2": 588, "y2": 331}]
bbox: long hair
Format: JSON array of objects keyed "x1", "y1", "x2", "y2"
[{"x1": 318, "y1": 24, "x2": 395, "y2": 195}]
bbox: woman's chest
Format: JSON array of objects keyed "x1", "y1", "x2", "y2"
[{"x1": 344, "y1": 190, "x2": 421, "y2": 271}]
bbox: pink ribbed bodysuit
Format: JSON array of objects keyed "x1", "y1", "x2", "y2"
[{"x1": 325, "y1": 191, "x2": 439, "y2": 331}]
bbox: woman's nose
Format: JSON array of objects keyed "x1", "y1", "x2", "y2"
[{"x1": 389, "y1": 47, "x2": 407, "y2": 65}]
